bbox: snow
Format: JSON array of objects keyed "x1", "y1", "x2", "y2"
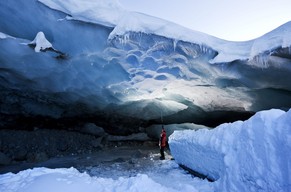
[
  {"x1": 0, "y1": 161, "x2": 213, "y2": 192},
  {"x1": 0, "y1": 168, "x2": 169, "y2": 192},
  {"x1": 0, "y1": 32, "x2": 8, "y2": 39},
  {"x1": 38, "y1": 0, "x2": 291, "y2": 63},
  {"x1": 169, "y1": 108, "x2": 291, "y2": 192},
  {"x1": 29, "y1": 31, "x2": 53, "y2": 52},
  {"x1": 0, "y1": 1, "x2": 291, "y2": 190},
  {"x1": 1, "y1": 109, "x2": 290, "y2": 191},
  {"x1": 38, "y1": 0, "x2": 126, "y2": 28},
  {"x1": 0, "y1": 32, "x2": 14, "y2": 39}
]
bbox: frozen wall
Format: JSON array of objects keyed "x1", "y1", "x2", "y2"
[{"x1": 1, "y1": 0, "x2": 291, "y2": 132}]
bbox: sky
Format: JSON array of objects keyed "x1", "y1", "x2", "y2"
[{"x1": 119, "y1": 0, "x2": 291, "y2": 41}]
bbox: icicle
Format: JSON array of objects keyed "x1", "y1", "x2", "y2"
[{"x1": 173, "y1": 39, "x2": 177, "y2": 52}]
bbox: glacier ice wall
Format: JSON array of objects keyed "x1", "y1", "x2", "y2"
[{"x1": 1, "y1": 0, "x2": 291, "y2": 133}]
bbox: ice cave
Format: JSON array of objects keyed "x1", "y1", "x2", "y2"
[{"x1": 0, "y1": 1, "x2": 290, "y2": 192}]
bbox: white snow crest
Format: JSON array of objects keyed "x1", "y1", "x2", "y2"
[
  {"x1": 169, "y1": 108, "x2": 291, "y2": 192},
  {"x1": 0, "y1": 167, "x2": 174, "y2": 192},
  {"x1": 0, "y1": 32, "x2": 8, "y2": 39},
  {"x1": 250, "y1": 21, "x2": 291, "y2": 58},
  {"x1": 38, "y1": 0, "x2": 126, "y2": 27},
  {"x1": 0, "y1": 32, "x2": 15, "y2": 39},
  {"x1": 29, "y1": 31, "x2": 53, "y2": 52},
  {"x1": 38, "y1": 0, "x2": 291, "y2": 63}
]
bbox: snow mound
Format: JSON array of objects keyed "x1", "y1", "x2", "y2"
[
  {"x1": 29, "y1": 31, "x2": 53, "y2": 52},
  {"x1": 0, "y1": 167, "x2": 171, "y2": 192},
  {"x1": 0, "y1": 163, "x2": 214, "y2": 192},
  {"x1": 169, "y1": 108, "x2": 291, "y2": 192}
]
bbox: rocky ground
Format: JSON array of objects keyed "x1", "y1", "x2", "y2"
[{"x1": 0, "y1": 128, "x2": 159, "y2": 174}]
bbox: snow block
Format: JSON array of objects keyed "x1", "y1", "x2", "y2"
[{"x1": 169, "y1": 109, "x2": 291, "y2": 192}]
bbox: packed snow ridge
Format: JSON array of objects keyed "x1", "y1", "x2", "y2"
[{"x1": 169, "y1": 108, "x2": 291, "y2": 192}]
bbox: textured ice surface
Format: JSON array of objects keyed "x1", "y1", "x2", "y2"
[{"x1": 0, "y1": 0, "x2": 291, "y2": 128}]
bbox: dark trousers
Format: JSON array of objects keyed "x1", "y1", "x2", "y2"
[{"x1": 160, "y1": 146, "x2": 165, "y2": 159}]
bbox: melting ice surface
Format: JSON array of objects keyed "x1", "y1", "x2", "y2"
[
  {"x1": 0, "y1": 108, "x2": 290, "y2": 192},
  {"x1": 1, "y1": 0, "x2": 291, "y2": 127}
]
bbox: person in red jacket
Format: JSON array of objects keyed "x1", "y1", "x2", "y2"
[{"x1": 159, "y1": 126, "x2": 167, "y2": 160}]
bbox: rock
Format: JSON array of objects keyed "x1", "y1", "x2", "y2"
[
  {"x1": 13, "y1": 149, "x2": 27, "y2": 161},
  {"x1": 35, "y1": 152, "x2": 49, "y2": 162},
  {"x1": 113, "y1": 157, "x2": 125, "y2": 163},
  {"x1": 132, "y1": 150, "x2": 145, "y2": 158},
  {"x1": 0, "y1": 152, "x2": 11, "y2": 165},
  {"x1": 26, "y1": 152, "x2": 35, "y2": 162},
  {"x1": 57, "y1": 142, "x2": 68, "y2": 152},
  {"x1": 143, "y1": 141, "x2": 157, "y2": 147},
  {"x1": 80, "y1": 123, "x2": 106, "y2": 137},
  {"x1": 91, "y1": 137, "x2": 103, "y2": 148},
  {"x1": 27, "y1": 152, "x2": 48, "y2": 163}
]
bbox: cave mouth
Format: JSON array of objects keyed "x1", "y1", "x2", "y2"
[
  {"x1": 0, "y1": 110, "x2": 254, "y2": 172},
  {"x1": 0, "y1": 127, "x2": 160, "y2": 174},
  {"x1": 0, "y1": 110, "x2": 255, "y2": 134},
  {"x1": 150, "y1": 110, "x2": 255, "y2": 128}
]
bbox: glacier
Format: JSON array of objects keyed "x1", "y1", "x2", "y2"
[{"x1": 1, "y1": 0, "x2": 291, "y2": 134}]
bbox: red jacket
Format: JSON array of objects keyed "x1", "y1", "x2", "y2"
[{"x1": 160, "y1": 129, "x2": 167, "y2": 147}]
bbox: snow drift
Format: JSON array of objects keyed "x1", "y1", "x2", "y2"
[
  {"x1": 0, "y1": 168, "x2": 174, "y2": 192},
  {"x1": 169, "y1": 109, "x2": 291, "y2": 192}
]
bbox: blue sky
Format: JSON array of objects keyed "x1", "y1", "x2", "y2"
[{"x1": 119, "y1": 0, "x2": 291, "y2": 41}]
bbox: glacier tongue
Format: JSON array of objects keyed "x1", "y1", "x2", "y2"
[{"x1": 1, "y1": 0, "x2": 291, "y2": 133}]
